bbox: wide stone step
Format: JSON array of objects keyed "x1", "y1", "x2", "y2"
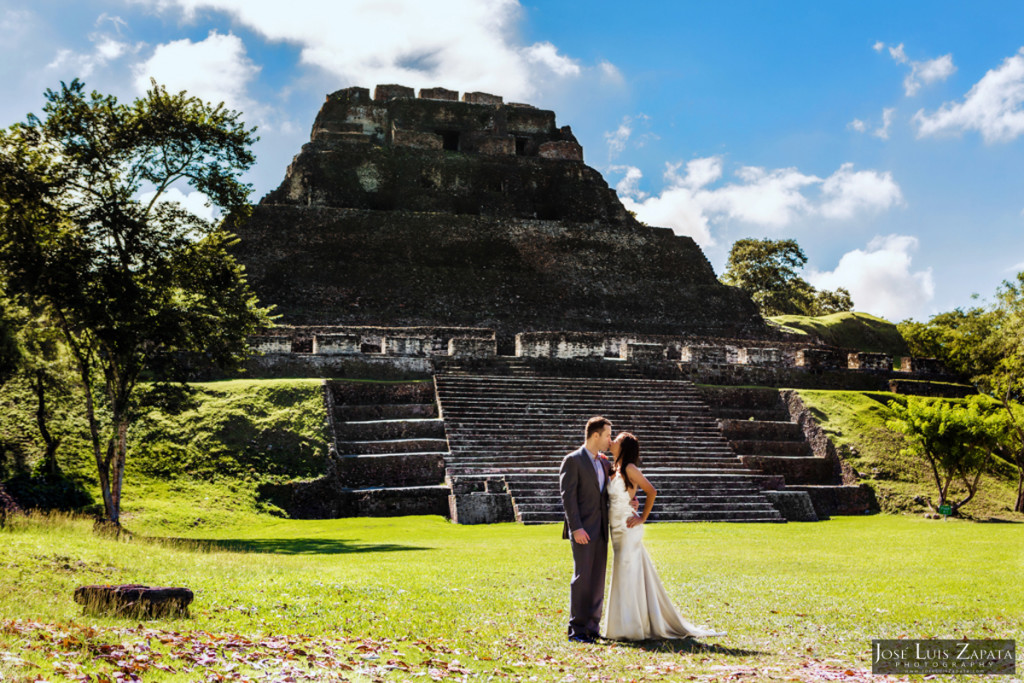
[
  {"x1": 738, "y1": 455, "x2": 837, "y2": 485},
  {"x1": 514, "y1": 501, "x2": 779, "y2": 513},
  {"x1": 334, "y1": 452, "x2": 447, "y2": 488},
  {"x1": 336, "y1": 418, "x2": 446, "y2": 441},
  {"x1": 336, "y1": 403, "x2": 438, "y2": 421},
  {"x1": 730, "y1": 440, "x2": 813, "y2": 457},
  {"x1": 329, "y1": 381, "x2": 436, "y2": 405},
  {"x1": 336, "y1": 438, "x2": 449, "y2": 455},
  {"x1": 719, "y1": 420, "x2": 802, "y2": 441},
  {"x1": 709, "y1": 408, "x2": 790, "y2": 421},
  {"x1": 519, "y1": 510, "x2": 785, "y2": 523}
]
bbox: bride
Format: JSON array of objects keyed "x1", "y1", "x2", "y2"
[{"x1": 602, "y1": 432, "x2": 726, "y2": 641}]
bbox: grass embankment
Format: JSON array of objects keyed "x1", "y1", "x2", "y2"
[
  {"x1": 1, "y1": 513, "x2": 1022, "y2": 682},
  {"x1": 769, "y1": 312, "x2": 910, "y2": 358},
  {"x1": 795, "y1": 389, "x2": 1023, "y2": 520},
  {"x1": 0, "y1": 378, "x2": 330, "y2": 534}
]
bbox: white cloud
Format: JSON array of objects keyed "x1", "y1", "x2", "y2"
[
  {"x1": 604, "y1": 119, "x2": 632, "y2": 158},
  {"x1": 849, "y1": 108, "x2": 895, "y2": 139},
  {"x1": 603, "y1": 114, "x2": 654, "y2": 161},
  {"x1": 521, "y1": 42, "x2": 580, "y2": 77},
  {"x1": 808, "y1": 235, "x2": 934, "y2": 320},
  {"x1": 874, "y1": 107, "x2": 895, "y2": 139},
  {"x1": 613, "y1": 158, "x2": 903, "y2": 247},
  {"x1": 878, "y1": 42, "x2": 956, "y2": 96},
  {"x1": 137, "y1": 0, "x2": 608, "y2": 102},
  {"x1": 138, "y1": 187, "x2": 217, "y2": 221},
  {"x1": 819, "y1": 163, "x2": 903, "y2": 219},
  {"x1": 599, "y1": 60, "x2": 624, "y2": 85},
  {"x1": 133, "y1": 31, "x2": 259, "y2": 114},
  {"x1": 45, "y1": 29, "x2": 137, "y2": 78},
  {"x1": 914, "y1": 47, "x2": 1024, "y2": 143},
  {"x1": 872, "y1": 41, "x2": 885, "y2": 53}
]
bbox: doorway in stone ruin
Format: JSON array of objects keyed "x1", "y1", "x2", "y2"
[{"x1": 436, "y1": 130, "x2": 460, "y2": 151}]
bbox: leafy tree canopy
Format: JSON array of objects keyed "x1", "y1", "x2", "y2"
[
  {"x1": 720, "y1": 238, "x2": 854, "y2": 317},
  {"x1": 0, "y1": 79, "x2": 274, "y2": 524}
]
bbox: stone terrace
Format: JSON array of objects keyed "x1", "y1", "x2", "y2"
[{"x1": 435, "y1": 375, "x2": 786, "y2": 524}]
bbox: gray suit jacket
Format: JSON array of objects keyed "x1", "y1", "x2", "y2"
[{"x1": 559, "y1": 446, "x2": 611, "y2": 542}]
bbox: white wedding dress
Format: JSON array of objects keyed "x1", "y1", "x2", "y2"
[{"x1": 602, "y1": 474, "x2": 726, "y2": 640}]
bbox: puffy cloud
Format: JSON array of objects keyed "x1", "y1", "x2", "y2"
[
  {"x1": 914, "y1": 47, "x2": 1024, "y2": 143},
  {"x1": 604, "y1": 120, "x2": 632, "y2": 158},
  {"x1": 877, "y1": 42, "x2": 956, "y2": 96},
  {"x1": 613, "y1": 157, "x2": 903, "y2": 247},
  {"x1": 807, "y1": 235, "x2": 934, "y2": 320},
  {"x1": 135, "y1": 0, "x2": 609, "y2": 102},
  {"x1": 848, "y1": 118, "x2": 867, "y2": 133},
  {"x1": 45, "y1": 26, "x2": 138, "y2": 78},
  {"x1": 603, "y1": 114, "x2": 654, "y2": 161},
  {"x1": 819, "y1": 163, "x2": 903, "y2": 219},
  {"x1": 133, "y1": 31, "x2": 259, "y2": 113},
  {"x1": 521, "y1": 42, "x2": 580, "y2": 77}
]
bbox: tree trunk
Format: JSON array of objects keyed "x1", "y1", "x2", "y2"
[
  {"x1": 1015, "y1": 471, "x2": 1024, "y2": 513},
  {"x1": 31, "y1": 369, "x2": 60, "y2": 476},
  {"x1": 107, "y1": 417, "x2": 128, "y2": 526}
]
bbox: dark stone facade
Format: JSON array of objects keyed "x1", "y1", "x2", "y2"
[{"x1": 230, "y1": 85, "x2": 765, "y2": 343}]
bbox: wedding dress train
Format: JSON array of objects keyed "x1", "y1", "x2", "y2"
[{"x1": 602, "y1": 475, "x2": 726, "y2": 640}]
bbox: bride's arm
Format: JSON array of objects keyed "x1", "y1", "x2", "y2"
[{"x1": 625, "y1": 463, "x2": 656, "y2": 524}]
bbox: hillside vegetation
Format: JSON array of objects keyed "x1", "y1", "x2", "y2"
[
  {"x1": 0, "y1": 378, "x2": 329, "y2": 534},
  {"x1": 795, "y1": 389, "x2": 1022, "y2": 520},
  {"x1": 769, "y1": 311, "x2": 911, "y2": 358}
]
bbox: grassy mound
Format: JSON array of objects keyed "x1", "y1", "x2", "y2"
[
  {"x1": 769, "y1": 311, "x2": 911, "y2": 357},
  {"x1": 0, "y1": 378, "x2": 329, "y2": 534},
  {"x1": 795, "y1": 389, "x2": 1022, "y2": 519}
]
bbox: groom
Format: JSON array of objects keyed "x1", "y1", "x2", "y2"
[{"x1": 559, "y1": 416, "x2": 613, "y2": 643}]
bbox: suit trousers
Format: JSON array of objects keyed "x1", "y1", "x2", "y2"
[{"x1": 568, "y1": 533, "x2": 608, "y2": 638}]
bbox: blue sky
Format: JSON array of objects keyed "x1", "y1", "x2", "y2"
[{"x1": 2, "y1": 0, "x2": 1023, "y2": 322}]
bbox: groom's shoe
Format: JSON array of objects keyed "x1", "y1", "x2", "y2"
[{"x1": 568, "y1": 634, "x2": 595, "y2": 644}]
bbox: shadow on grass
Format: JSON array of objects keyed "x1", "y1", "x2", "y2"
[
  {"x1": 148, "y1": 537, "x2": 431, "y2": 555},
  {"x1": 609, "y1": 638, "x2": 764, "y2": 657}
]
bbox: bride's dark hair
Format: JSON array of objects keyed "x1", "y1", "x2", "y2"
[{"x1": 615, "y1": 432, "x2": 640, "y2": 490}]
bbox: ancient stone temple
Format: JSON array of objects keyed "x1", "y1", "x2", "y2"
[
  {"x1": 234, "y1": 85, "x2": 964, "y2": 525},
  {"x1": 230, "y1": 84, "x2": 764, "y2": 346}
]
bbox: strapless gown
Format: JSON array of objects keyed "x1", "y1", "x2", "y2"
[{"x1": 602, "y1": 475, "x2": 726, "y2": 640}]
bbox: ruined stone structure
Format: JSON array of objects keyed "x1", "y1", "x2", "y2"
[
  {"x1": 233, "y1": 85, "x2": 964, "y2": 525},
  {"x1": 230, "y1": 84, "x2": 764, "y2": 345}
]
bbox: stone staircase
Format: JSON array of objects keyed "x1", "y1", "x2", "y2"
[
  {"x1": 259, "y1": 381, "x2": 451, "y2": 518},
  {"x1": 698, "y1": 386, "x2": 876, "y2": 518},
  {"x1": 328, "y1": 380, "x2": 450, "y2": 516},
  {"x1": 435, "y1": 375, "x2": 786, "y2": 524}
]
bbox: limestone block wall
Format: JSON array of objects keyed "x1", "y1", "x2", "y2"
[{"x1": 848, "y1": 352, "x2": 892, "y2": 371}]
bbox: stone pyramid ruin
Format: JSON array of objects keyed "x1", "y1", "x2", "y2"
[{"x1": 230, "y1": 84, "x2": 765, "y2": 345}]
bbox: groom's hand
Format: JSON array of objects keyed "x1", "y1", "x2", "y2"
[{"x1": 572, "y1": 529, "x2": 590, "y2": 544}]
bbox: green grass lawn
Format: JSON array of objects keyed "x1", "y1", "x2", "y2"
[{"x1": 1, "y1": 513, "x2": 1021, "y2": 682}]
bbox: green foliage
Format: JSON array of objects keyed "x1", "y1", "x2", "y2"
[
  {"x1": 0, "y1": 79, "x2": 274, "y2": 524},
  {"x1": 770, "y1": 311, "x2": 910, "y2": 357},
  {"x1": 885, "y1": 396, "x2": 999, "y2": 514},
  {"x1": 898, "y1": 305, "x2": 1002, "y2": 379},
  {"x1": 1, "y1": 378, "x2": 327, "y2": 521},
  {"x1": 721, "y1": 238, "x2": 854, "y2": 316}
]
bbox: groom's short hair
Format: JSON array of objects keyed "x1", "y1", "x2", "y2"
[{"x1": 585, "y1": 416, "x2": 612, "y2": 439}]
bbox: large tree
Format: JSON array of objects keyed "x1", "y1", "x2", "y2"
[
  {"x1": 720, "y1": 237, "x2": 853, "y2": 316},
  {"x1": 0, "y1": 80, "x2": 273, "y2": 526}
]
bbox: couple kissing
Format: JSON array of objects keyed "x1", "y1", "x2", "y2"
[{"x1": 559, "y1": 416, "x2": 726, "y2": 643}]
